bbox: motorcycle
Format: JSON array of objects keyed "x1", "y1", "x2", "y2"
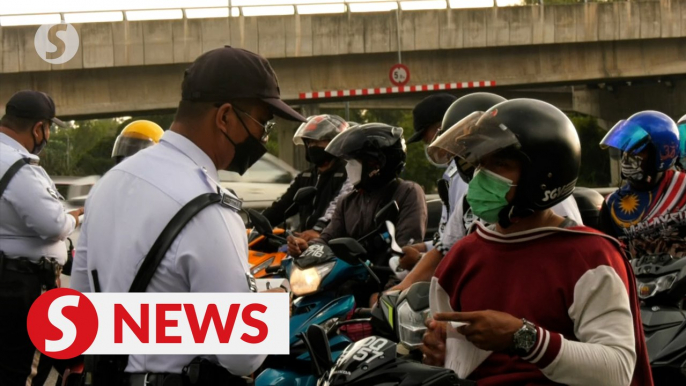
[
  {"x1": 297, "y1": 283, "x2": 474, "y2": 385},
  {"x1": 255, "y1": 202, "x2": 404, "y2": 386},
  {"x1": 246, "y1": 187, "x2": 317, "y2": 278},
  {"x1": 633, "y1": 254, "x2": 686, "y2": 385}
]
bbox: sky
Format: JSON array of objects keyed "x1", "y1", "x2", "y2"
[{"x1": 0, "y1": 0, "x2": 525, "y2": 16}]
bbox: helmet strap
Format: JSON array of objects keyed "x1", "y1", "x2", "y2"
[{"x1": 497, "y1": 204, "x2": 534, "y2": 229}]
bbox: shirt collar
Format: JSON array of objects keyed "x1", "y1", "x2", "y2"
[
  {"x1": 160, "y1": 131, "x2": 220, "y2": 182},
  {"x1": 0, "y1": 132, "x2": 39, "y2": 161}
]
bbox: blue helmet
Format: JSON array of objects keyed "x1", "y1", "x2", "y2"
[{"x1": 600, "y1": 111, "x2": 680, "y2": 172}]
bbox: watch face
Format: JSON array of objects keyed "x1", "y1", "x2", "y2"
[{"x1": 515, "y1": 323, "x2": 537, "y2": 351}]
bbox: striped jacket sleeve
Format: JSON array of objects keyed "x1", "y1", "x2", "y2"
[{"x1": 522, "y1": 265, "x2": 636, "y2": 386}]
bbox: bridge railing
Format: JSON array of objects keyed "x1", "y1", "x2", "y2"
[{"x1": 0, "y1": 0, "x2": 636, "y2": 27}]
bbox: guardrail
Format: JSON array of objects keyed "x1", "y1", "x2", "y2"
[{"x1": 0, "y1": 0, "x2": 634, "y2": 27}]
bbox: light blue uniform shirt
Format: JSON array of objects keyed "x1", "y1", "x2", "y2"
[
  {"x1": 0, "y1": 133, "x2": 75, "y2": 264},
  {"x1": 425, "y1": 160, "x2": 468, "y2": 251},
  {"x1": 71, "y1": 131, "x2": 265, "y2": 375}
]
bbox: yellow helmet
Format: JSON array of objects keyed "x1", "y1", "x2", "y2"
[{"x1": 112, "y1": 120, "x2": 164, "y2": 162}]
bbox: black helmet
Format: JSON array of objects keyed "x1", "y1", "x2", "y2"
[
  {"x1": 326, "y1": 123, "x2": 407, "y2": 188},
  {"x1": 293, "y1": 114, "x2": 348, "y2": 145},
  {"x1": 434, "y1": 92, "x2": 506, "y2": 182},
  {"x1": 429, "y1": 98, "x2": 581, "y2": 214}
]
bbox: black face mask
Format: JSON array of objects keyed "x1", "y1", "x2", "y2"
[
  {"x1": 32, "y1": 123, "x2": 48, "y2": 156},
  {"x1": 220, "y1": 116, "x2": 267, "y2": 175},
  {"x1": 306, "y1": 146, "x2": 333, "y2": 167}
]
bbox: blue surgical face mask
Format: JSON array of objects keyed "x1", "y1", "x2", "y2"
[{"x1": 466, "y1": 167, "x2": 516, "y2": 224}]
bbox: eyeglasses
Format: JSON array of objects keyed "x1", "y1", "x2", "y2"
[{"x1": 233, "y1": 106, "x2": 275, "y2": 142}]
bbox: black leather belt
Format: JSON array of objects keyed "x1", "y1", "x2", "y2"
[{"x1": 0, "y1": 254, "x2": 61, "y2": 289}]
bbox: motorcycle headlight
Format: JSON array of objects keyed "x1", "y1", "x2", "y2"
[
  {"x1": 397, "y1": 300, "x2": 430, "y2": 349},
  {"x1": 290, "y1": 261, "x2": 336, "y2": 297},
  {"x1": 250, "y1": 256, "x2": 275, "y2": 276},
  {"x1": 637, "y1": 273, "x2": 678, "y2": 300}
]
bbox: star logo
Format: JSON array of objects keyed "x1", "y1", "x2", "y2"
[{"x1": 619, "y1": 194, "x2": 640, "y2": 214}]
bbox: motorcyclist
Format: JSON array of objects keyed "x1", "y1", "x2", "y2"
[
  {"x1": 372, "y1": 95, "x2": 583, "y2": 305},
  {"x1": 287, "y1": 123, "x2": 427, "y2": 267},
  {"x1": 262, "y1": 114, "x2": 349, "y2": 241},
  {"x1": 422, "y1": 99, "x2": 651, "y2": 386},
  {"x1": 677, "y1": 114, "x2": 685, "y2": 171},
  {"x1": 399, "y1": 93, "x2": 504, "y2": 272},
  {"x1": 111, "y1": 120, "x2": 164, "y2": 164},
  {"x1": 599, "y1": 111, "x2": 685, "y2": 259}
]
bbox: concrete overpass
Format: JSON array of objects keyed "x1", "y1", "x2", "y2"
[{"x1": 1, "y1": 0, "x2": 685, "y2": 122}]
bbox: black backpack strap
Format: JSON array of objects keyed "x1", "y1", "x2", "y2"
[
  {"x1": 128, "y1": 192, "x2": 222, "y2": 292},
  {"x1": 0, "y1": 158, "x2": 30, "y2": 198}
]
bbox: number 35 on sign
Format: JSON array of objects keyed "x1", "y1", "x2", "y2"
[{"x1": 389, "y1": 64, "x2": 410, "y2": 87}]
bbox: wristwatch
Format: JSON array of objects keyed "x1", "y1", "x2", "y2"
[{"x1": 512, "y1": 318, "x2": 537, "y2": 357}]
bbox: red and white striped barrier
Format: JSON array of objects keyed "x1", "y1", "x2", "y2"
[{"x1": 298, "y1": 81, "x2": 496, "y2": 100}]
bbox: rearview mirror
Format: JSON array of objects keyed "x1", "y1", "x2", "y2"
[
  {"x1": 374, "y1": 201, "x2": 399, "y2": 226},
  {"x1": 245, "y1": 208, "x2": 273, "y2": 236},
  {"x1": 328, "y1": 238, "x2": 367, "y2": 266},
  {"x1": 293, "y1": 186, "x2": 317, "y2": 204},
  {"x1": 305, "y1": 324, "x2": 333, "y2": 377},
  {"x1": 385, "y1": 221, "x2": 403, "y2": 255}
]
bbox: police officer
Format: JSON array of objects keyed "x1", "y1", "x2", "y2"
[
  {"x1": 70, "y1": 47, "x2": 305, "y2": 384},
  {"x1": 111, "y1": 120, "x2": 165, "y2": 164},
  {"x1": 0, "y1": 90, "x2": 83, "y2": 385}
]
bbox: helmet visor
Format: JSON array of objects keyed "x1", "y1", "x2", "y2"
[
  {"x1": 293, "y1": 115, "x2": 348, "y2": 145},
  {"x1": 600, "y1": 119, "x2": 651, "y2": 154},
  {"x1": 427, "y1": 111, "x2": 520, "y2": 165},
  {"x1": 111, "y1": 136, "x2": 155, "y2": 159}
]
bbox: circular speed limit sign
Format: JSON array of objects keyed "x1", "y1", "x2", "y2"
[{"x1": 389, "y1": 64, "x2": 410, "y2": 86}]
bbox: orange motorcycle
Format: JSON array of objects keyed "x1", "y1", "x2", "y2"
[
  {"x1": 247, "y1": 226, "x2": 289, "y2": 278},
  {"x1": 246, "y1": 187, "x2": 318, "y2": 278}
]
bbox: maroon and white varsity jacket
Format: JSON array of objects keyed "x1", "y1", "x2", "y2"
[{"x1": 430, "y1": 223, "x2": 652, "y2": 386}]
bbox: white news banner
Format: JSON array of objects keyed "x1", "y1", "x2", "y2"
[{"x1": 79, "y1": 292, "x2": 290, "y2": 355}]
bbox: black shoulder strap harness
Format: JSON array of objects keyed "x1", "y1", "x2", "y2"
[
  {"x1": 0, "y1": 158, "x2": 30, "y2": 198},
  {"x1": 91, "y1": 192, "x2": 222, "y2": 293},
  {"x1": 86, "y1": 192, "x2": 223, "y2": 385}
]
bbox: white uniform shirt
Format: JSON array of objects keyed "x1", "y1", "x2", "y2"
[
  {"x1": 440, "y1": 192, "x2": 583, "y2": 252},
  {"x1": 0, "y1": 133, "x2": 75, "y2": 264},
  {"x1": 425, "y1": 160, "x2": 469, "y2": 251},
  {"x1": 71, "y1": 131, "x2": 265, "y2": 375}
]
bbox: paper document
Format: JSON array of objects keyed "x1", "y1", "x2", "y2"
[{"x1": 445, "y1": 322, "x2": 492, "y2": 379}]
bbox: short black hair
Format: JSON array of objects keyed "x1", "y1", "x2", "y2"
[
  {"x1": 174, "y1": 100, "x2": 215, "y2": 124},
  {"x1": 0, "y1": 114, "x2": 43, "y2": 132}
]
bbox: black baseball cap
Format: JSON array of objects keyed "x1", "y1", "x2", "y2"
[
  {"x1": 181, "y1": 46, "x2": 305, "y2": 122},
  {"x1": 5, "y1": 90, "x2": 67, "y2": 128},
  {"x1": 409, "y1": 93, "x2": 457, "y2": 143}
]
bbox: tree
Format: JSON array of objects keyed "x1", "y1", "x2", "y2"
[{"x1": 570, "y1": 114, "x2": 612, "y2": 188}]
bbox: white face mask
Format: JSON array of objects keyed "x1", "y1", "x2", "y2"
[{"x1": 345, "y1": 159, "x2": 364, "y2": 186}]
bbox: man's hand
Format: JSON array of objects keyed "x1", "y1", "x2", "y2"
[
  {"x1": 434, "y1": 310, "x2": 523, "y2": 352},
  {"x1": 68, "y1": 207, "x2": 84, "y2": 227},
  {"x1": 287, "y1": 235, "x2": 308, "y2": 257},
  {"x1": 399, "y1": 246, "x2": 422, "y2": 270},
  {"x1": 409, "y1": 242, "x2": 428, "y2": 253},
  {"x1": 297, "y1": 230, "x2": 320, "y2": 242},
  {"x1": 421, "y1": 318, "x2": 447, "y2": 366}
]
